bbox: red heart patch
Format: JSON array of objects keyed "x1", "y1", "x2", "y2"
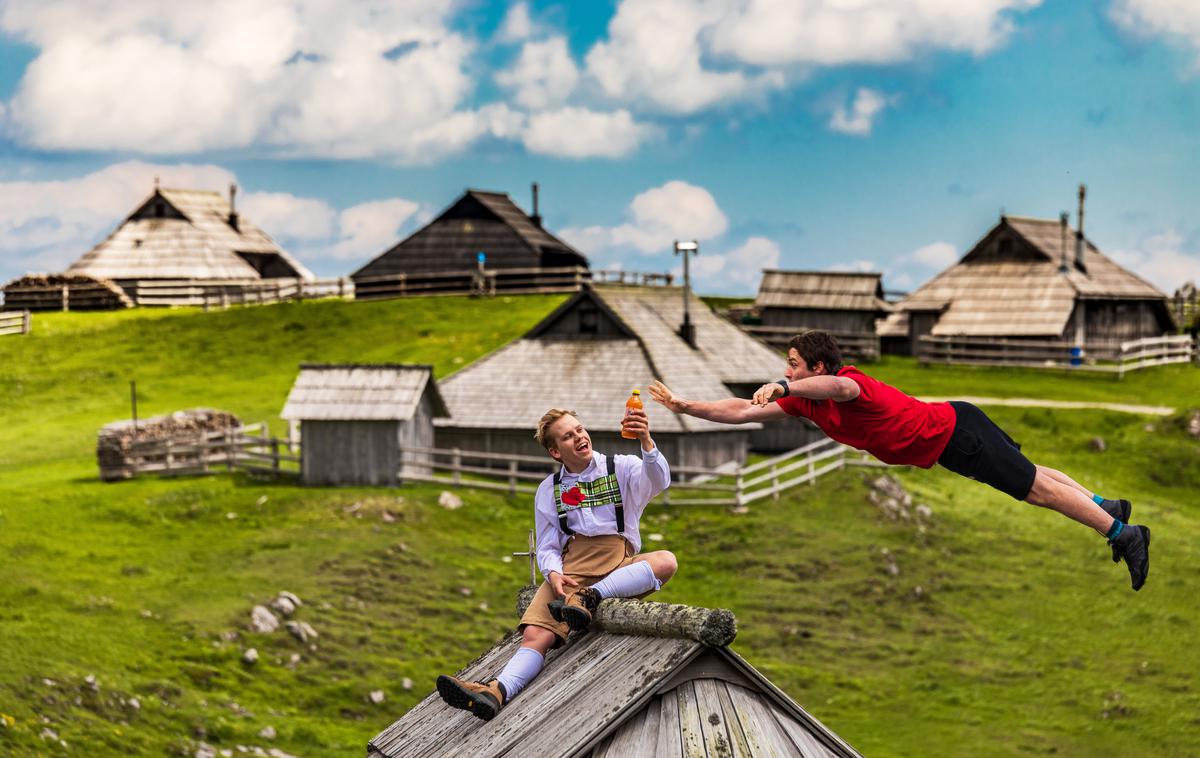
[{"x1": 561, "y1": 486, "x2": 585, "y2": 506}]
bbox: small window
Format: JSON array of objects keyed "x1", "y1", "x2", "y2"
[
  {"x1": 998, "y1": 238, "x2": 1012, "y2": 256},
  {"x1": 155, "y1": 203, "x2": 164, "y2": 217},
  {"x1": 579, "y1": 304, "x2": 598, "y2": 334}
]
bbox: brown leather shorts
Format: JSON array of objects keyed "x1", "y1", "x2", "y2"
[{"x1": 519, "y1": 534, "x2": 638, "y2": 643}]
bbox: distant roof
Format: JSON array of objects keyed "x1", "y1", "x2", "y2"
[
  {"x1": 879, "y1": 216, "x2": 1170, "y2": 338},
  {"x1": 368, "y1": 608, "x2": 861, "y2": 757},
  {"x1": 756, "y1": 270, "x2": 890, "y2": 312},
  {"x1": 352, "y1": 189, "x2": 587, "y2": 279},
  {"x1": 67, "y1": 187, "x2": 314, "y2": 281},
  {"x1": 436, "y1": 284, "x2": 785, "y2": 433},
  {"x1": 281, "y1": 364, "x2": 447, "y2": 421}
]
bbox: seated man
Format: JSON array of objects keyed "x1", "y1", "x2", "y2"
[{"x1": 436, "y1": 405, "x2": 677, "y2": 721}]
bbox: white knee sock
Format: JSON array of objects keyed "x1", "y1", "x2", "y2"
[
  {"x1": 496, "y1": 646, "x2": 544, "y2": 701},
  {"x1": 591, "y1": 561, "x2": 660, "y2": 599}
]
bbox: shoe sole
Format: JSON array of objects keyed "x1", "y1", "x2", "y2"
[
  {"x1": 1132, "y1": 527, "x2": 1150, "y2": 592},
  {"x1": 436, "y1": 675, "x2": 499, "y2": 721},
  {"x1": 548, "y1": 599, "x2": 565, "y2": 623},
  {"x1": 561, "y1": 606, "x2": 593, "y2": 632}
]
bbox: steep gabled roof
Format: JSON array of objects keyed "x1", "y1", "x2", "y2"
[
  {"x1": 66, "y1": 188, "x2": 314, "y2": 281},
  {"x1": 879, "y1": 216, "x2": 1170, "y2": 338},
  {"x1": 368, "y1": 602, "x2": 861, "y2": 758},
  {"x1": 436, "y1": 284, "x2": 784, "y2": 433},
  {"x1": 756, "y1": 270, "x2": 890, "y2": 313},
  {"x1": 352, "y1": 189, "x2": 587, "y2": 279},
  {"x1": 281, "y1": 364, "x2": 447, "y2": 421}
]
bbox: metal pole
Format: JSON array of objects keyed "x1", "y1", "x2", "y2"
[{"x1": 674, "y1": 240, "x2": 699, "y2": 348}]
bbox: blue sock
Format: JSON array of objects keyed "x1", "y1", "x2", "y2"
[
  {"x1": 1092, "y1": 493, "x2": 1105, "y2": 506},
  {"x1": 1106, "y1": 520, "x2": 1124, "y2": 541}
]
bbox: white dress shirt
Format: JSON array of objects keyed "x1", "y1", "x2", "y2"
[{"x1": 534, "y1": 448, "x2": 670, "y2": 579}]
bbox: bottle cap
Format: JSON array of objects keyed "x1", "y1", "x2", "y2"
[{"x1": 631, "y1": 389, "x2": 640, "y2": 395}]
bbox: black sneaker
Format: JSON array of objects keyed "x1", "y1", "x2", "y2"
[
  {"x1": 1110, "y1": 525, "x2": 1151, "y2": 592},
  {"x1": 1099, "y1": 499, "x2": 1132, "y2": 563},
  {"x1": 560, "y1": 587, "x2": 602, "y2": 632}
]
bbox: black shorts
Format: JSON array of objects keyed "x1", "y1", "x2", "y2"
[{"x1": 937, "y1": 401, "x2": 1036, "y2": 501}]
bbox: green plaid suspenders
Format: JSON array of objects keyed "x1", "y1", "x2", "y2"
[{"x1": 553, "y1": 455, "x2": 624, "y2": 536}]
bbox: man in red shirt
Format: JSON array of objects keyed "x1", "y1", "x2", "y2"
[{"x1": 648, "y1": 330, "x2": 1150, "y2": 591}]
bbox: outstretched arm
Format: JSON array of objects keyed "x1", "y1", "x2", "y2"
[
  {"x1": 649, "y1": 380, "x2": 788, "y2": 424},
  {"x1": 751, "y1": 376, "x2": 859, "y2": 406}
]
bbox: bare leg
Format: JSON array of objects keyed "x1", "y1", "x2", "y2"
[
  {"x1": 1025, "y1": 468, "x2": 1115, "y2": 536},
  {"x1": 520, "y1": 625, "x2": 558, "y2": 656},
  {"x1": 631, "y1": 550, "x2": 678, "y2": 585},
  {"x1": 1037, "y1": 465, "x2": 1096, "y2": 501}
]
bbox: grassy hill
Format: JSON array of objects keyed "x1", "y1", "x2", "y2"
[{"x1": 1, "y1": 298, "x2": 1197, "y2": 757}]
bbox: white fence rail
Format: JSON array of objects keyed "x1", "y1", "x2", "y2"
[
  {"x1": 353, "y1": 266, "x2": 673, "y2": 301},
  {"x1": 0, "y1": 310, "x2": 31, "y2": 336},
  {"x1": 131, "y1": 277, "x2": 352, "y2": 309},
  {"x1": 398, "y1": 437, "x2": 885, "y2": 506},
  {"x1": 918, "y1": 334, "x2": 1197, "y2": 377}
]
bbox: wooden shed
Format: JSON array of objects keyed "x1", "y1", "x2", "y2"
[
  {"x1": 435, "y1": 283, "x2": 824, "y2": 465},
  {"x1": 350, "y1": 187, "x2": 587, "y2": 296},
  {"x1": 368, "y1": 596, "x2": 862, "y2": 757},
  {"x1": 281, "y1": 364, "x2": 447, "y2": 486},
  {"x1": 750, "y1": 270, "x2": 891, "y2": 359},
  {"x1": 878, "y1": 214, "x2": 1175, "y2": 355}
]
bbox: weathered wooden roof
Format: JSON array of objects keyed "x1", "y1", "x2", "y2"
[
  {"x1": 756, "y1": 270, "x2": 890, "y2": 313},
  {"x1": 368, "y1": 622, "x2": 860, "y2": 757},
  {"x1": 66, "y1": 187, "x2": 314, "y2": 281},
  {"x1": 281, "y1": 364, "x2": 447, "y2": 421},
  {"x1": 879, "y1": 216, "x2": 1170, "y2": 338},
  {"x1": 437, "y1": 284, "x2": 785, "y2": 433},
  {"x1": 352, "y1": 189, "x2": 587, "y2": 279}
]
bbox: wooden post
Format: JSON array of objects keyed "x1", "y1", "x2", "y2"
[
  {"x1": 164, "y1": 440, "x2": 173, "y2": 474},
  {"x1": 508, "y1": 459, "x2": 518, "y2": 495},
  {"x1": 21, "y1": 310, "x2": 30, "y2": 335},
  {"x1": 61, "y1": 285, "x2": 69, "y2": 312},
  {"x1": 452, "y1": 447, "x2": 462, "y2": 485},
  {"x1": 271, "y1": 437, "x2": 280, "y2": 478},
  {"x1": 226, "y1": 429, "x2": 235, "y2": 471}
]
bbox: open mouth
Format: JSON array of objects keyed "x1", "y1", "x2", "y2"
[{"x1": 576, "y1": 441, "x2": 590, "y2": 454}]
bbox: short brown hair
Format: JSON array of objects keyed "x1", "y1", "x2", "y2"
[
  {"x1": 787, "y1": 330, "x2": 843, "y2": 375},
  {"x1": 535, "y1": 408, "x2": 577, "y2": 449}
]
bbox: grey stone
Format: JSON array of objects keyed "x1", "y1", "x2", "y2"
[
  {"x1": 242, "y1": 648, "x2": 259, "y2": 665},
  {"x1": 438, "y1": 491, "x2": 463, "y2": 510},
  {"x1": 250, "y1": 606, "x2": 279, "y2": 634},
  {"x1": 369, "y1": 690, "x2": 385, "y2": 704}
]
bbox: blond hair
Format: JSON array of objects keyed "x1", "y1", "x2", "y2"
[{"x1": 535, "y1": 408, "x2": 577, "y2": 450}]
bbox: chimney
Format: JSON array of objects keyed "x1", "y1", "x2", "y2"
[
  {"x1": 531, "y1": 182, "x2": 542, "y2": 228},
  {"x1": 1074, "y1": 183, "x2": 1086, "y2": 272},
  {"x1": 1059, "y1": 212, "x2": 1070, "y2": 273},
  {"x1": 228, "y1": 183, "x2": 240, "y2": 232}
]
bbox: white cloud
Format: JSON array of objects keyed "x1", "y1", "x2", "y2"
[
  {"x1": 909, "y1": 241, "x2": 959, "y2": 268},
  {"x1": 828, "y1": 88, "x2": 896, "y2": 136},
  {"x1": 0, "y1": 1, "x2": 511, "y2": 162},
  {"x1": 827, "y1": 259, "x2": 881, "y2": 273},
  {"x1": 1109, "y1": 229, "x2": 1200, "y2": 294},
  {"x1": 522, "y1": 107, "x2": 654, "y2": 159},
  {"x1": 686, "y1": 236, "x2": 782, "y2": 292},
  {"x1": 562, "y1": 180, "x2": 728, "y2": 255},
  {"x1": 241, "y1": 191, "x2": 337, "y2": 241},
  {"x1": 496, "y1": 36, "x2": 579, "y2": 110},
  {"x1": 331, "y1": 198, "x2": 420, "y2": 260},
  {"x1": 1110, "y1": 0, "x2": 1200, "y2": 68},
  {"x1": 496, "y1": 1, "x2": 537, "y2": 43},
  {"x1": 0, "y1": 160, "x2": 236, "y2": 278}
]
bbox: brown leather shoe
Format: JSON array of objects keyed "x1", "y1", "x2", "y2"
[
  {"x1": 436, "y1": 675, "x2": 506, "y2": 721},
  {"x1": 550, "y1": 587, "x2": 602, "y2": 632}
]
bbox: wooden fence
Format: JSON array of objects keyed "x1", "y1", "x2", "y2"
[
  {"x1": 352, "y1": 266, "x2": 672, "y2": 301},
  {"x1": 398, "y1": 436, "x2": 885, "y2": 506},
  {"x1": 121, "y1": 424, "x2": 300, "y2": 479},
  {"x1": 0, "y1": 310, "x2": 31, "y2": 336},
  {"x1": 738, "y1": 325, "x2": 880, "y2": 361},
  {"x1": 918, "y1": 334, "x2": 1197, "y2": 377},
  {"x1": 131, "y1": 277, "x2": 351, "y2": 309}
]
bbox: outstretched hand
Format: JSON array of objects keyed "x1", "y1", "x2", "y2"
[
  {"x1": 751, "y1": 382, "x2": 786, "y2": 407},
  {"x1": 648, "y1": 380, "x2": 687, "y2": 413}
]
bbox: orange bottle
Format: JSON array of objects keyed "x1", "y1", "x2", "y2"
[{"x1": 621, "y1": 388, "x2": 643, "y2": 439}]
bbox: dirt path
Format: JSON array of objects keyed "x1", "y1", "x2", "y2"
[{"x1": 917, "y1": 396, "x2": 1175, "y2": 416}]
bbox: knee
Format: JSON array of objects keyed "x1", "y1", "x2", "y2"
[
  {"x1": 654, "y1": 550, "x2": 678, "y2": 581},
  {"x1": 521, "y1": 625, "x2": 557, "y2": 652}
]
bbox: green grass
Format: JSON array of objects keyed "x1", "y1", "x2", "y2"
[{"x1": 1, "y1": 299, "x2": 1198, "y2": 756}]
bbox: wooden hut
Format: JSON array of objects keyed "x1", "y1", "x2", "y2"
[
  {"x1": 434, "y1": 283, "x2": 823, "y2": 466},
  {"x1": 281, "y1": 364, "x2": 447, "y2": 486},
  {"x1": 350, "y1": 187, "x2": 587, "y2": 298},
  {"x1": 878, "y1": 214, "x2": 1175, "y2": 356},
  {"x1": 368, "y1": 595, "x2": 862, "y2": 757},
  {"x1": 750, "y1": 270, "x2": 891, "y2": 359},
  {"x1": 2, "y1": 184, "x2": 315, "y2": 309}
]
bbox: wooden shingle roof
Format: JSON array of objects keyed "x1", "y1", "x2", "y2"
[
  {"x1": 66, "y1": 187, "x2": 314, "y2": 281},
  {"x1": 281, "y1": 364, "x2": 447, "y2": 421},
  {"x1": 756, "y1": 270, "x2": 890, "y2": 312},
  {"x1": 879, "y1": 216, "x2": 1170, "y2": 338},
  {"x1": 368, "y1": 607, "x2": 861, "y2": 758},
  {"x1": 352, "y1": 189, "x2": 587, "y2": 279}
]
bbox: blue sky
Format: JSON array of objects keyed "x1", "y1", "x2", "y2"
[{"x1": 0, "y1": 0, "x2": 1197, "y2": 295}]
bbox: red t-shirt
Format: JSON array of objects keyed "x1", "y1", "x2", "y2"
[{"x1": 776, "y1": 366, "x2": 956, "y2": 468}]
